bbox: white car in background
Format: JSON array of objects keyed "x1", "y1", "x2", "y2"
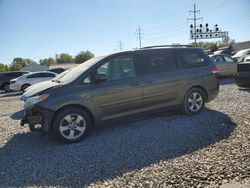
[
  {"x1": 10, "y1": 71, "x2": 57, "y2": 92},
  {"x1": 232, "y1": 48, "x2": 250, "y2": 62},
  {"x1": 21, "y1": 69, "x2": 71, "y2": 101}
]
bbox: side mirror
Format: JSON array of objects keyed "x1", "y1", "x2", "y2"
[{"x1": 94, "y1": 73, "x2": 107, "y2": 83}]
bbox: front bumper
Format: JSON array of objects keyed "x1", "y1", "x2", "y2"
[{"x1": 20, "y1": 105, "x2": 54, "y2": 132}]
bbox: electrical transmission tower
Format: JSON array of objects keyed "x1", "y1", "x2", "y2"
[
  {"x1": 187, "y1": 3, "x2": 203, "y2": 46},
  {"x1": 117, "y1": 40, "x2": 124, "y2": 51},
  {"x1": 135, "y1": 25, "x2": 143, "y2": 48}
]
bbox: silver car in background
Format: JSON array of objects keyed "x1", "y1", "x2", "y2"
[{"x1": 210, "y1": 54, "x2": 237, "y2": 77}]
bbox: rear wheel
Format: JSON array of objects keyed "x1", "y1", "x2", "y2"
[
  {"x1": 21, "y1": 84, "x2": 30, "y2": 92},
  {"x1": 52, "y1": 107, "x2": 92, "y2": 143},
  {"x1": 183, "y1": 88, "x2": 205, "y2": 115}
]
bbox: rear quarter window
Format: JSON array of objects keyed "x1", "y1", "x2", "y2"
[{"x1": 175, "y1": 50, "x2": 209, "y2": 68}]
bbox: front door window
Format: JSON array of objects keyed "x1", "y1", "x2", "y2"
[{"x1": 96, "y1": 55, "x2": 136, "y2": 81}]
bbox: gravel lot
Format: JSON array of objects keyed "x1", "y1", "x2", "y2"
[{"x1": 0, "y1": 78, "x2": 249, "y2": 188}]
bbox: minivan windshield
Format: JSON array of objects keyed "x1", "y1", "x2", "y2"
[{"x1": 57, "y1": 56, "x2": 106, "y2": 84}]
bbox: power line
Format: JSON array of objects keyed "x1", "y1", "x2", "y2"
[
  {"x1": 135, "y1": 25, "x2": 144, "y2": 48},
  {"x1": 117, "y1": 40, "x2": 124, "y2": 51},
  {"x1": 187, "y1": 3, "x2": 203, "y2": 46}
]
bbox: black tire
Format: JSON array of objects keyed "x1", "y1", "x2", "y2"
[
  {"x1": 3, "y1": 83, "x2": 10, "y2": 92},
  {"x1": 52, "y1": 107, "x2": 92, "y2": 143},
  {"x1": 21, "y1": 84, "x2": 30, "y2": 92},
  {"x1": 182, "y1": 88, "x2": 205, "y2": 115}
]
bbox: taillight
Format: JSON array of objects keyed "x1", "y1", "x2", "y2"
[
  {"x1": 10, "y1": 80, "x2": 16, "y2": 84},
  {"x1": 212, "y1": 66, "x2": 219, "y2": 74}
]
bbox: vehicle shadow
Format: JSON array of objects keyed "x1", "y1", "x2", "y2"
[
  {"x1": 219, "y1": 77, "x2": 235, "y2": 85},
  {"x1": 10, "y1": 110, "x2": 24, "y2": 120},
  {"x1": 0, "y1": 108, "x2": 236, "y2": 187},
  {"x1": 0, "y1": 91, "x2": 22, "y2": 98},
  {"x1": 238, "y1": 88, "x2": 250, "y2": 92}
]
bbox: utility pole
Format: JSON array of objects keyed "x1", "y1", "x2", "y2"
[
  {"x1": 187, "y1": 4, "x2": 203, "y2": 46},
  {"x1": 135, "y1": 25, "x2": 143, "y2": 48},
  {"x1": 117, "y1": 40, "x2": 124, "y2": 51}
]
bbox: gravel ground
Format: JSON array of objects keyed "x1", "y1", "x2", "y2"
[{"x1": 0, "y1": 78, "x2": 249, "y2": 188}]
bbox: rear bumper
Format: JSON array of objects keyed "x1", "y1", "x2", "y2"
[
  {"x1": 9, "y1": 84, "x2": 21, "y2": 91},
  {"x1": 235, "y1": 76, "x2": 250, "y2": 88}
]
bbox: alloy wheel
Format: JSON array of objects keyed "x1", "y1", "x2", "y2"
[
  {"x1": 187, "y1": 92, "x2": 203, "y2": 112},
  {"x1": 59, "y1": 114, "x2": 86, "y2": 140}
]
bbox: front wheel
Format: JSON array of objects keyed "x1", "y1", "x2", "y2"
[
  {"x1": 182, "y1": 88, "x2": 205, "y2": 115},
  {"x1": 52, "y1": 107, "x2": 92, "y2": 143}
]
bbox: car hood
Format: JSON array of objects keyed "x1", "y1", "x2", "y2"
[
  {"x1": 232, "y1": 54, "x2": 240, "y2": 58},
  {"x1": 21, "y1": 81, "x2": 60, "y2": 101}
]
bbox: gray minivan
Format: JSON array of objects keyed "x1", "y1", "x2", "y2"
[{"x1": 21, "y1": 46, "x2": 219, "y2": 143}]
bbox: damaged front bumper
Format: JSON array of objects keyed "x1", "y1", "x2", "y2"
[{"x1": 20, "y1": 105, "x2": 54, "y2": 133}]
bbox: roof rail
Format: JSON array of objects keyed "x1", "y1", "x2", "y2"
[{"x1": 140, "y1": 45, "x2": 194, "y2": 49}]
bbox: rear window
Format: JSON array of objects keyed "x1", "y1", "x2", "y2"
[
  {"x1": 175, "y1": 50, "x2": 209, "y2": 68},
  {"x1": 138, "y1": 50, "x2": 177, "y2": 74}
]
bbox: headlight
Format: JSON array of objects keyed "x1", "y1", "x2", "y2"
[{"x1": 24, "y1": 94, "x2": 49, "y2": 109}]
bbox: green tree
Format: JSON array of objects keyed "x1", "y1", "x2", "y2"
[
  {"x1": 40, "y1": 58, "x2": 56, "y2": 66},
  {"x1": 74, "y1": 51, "x2": 94, "y2": 64},
  {"x1": 0, "y1": 63, "x2": 9, "y2": 72},
  {"x1": 9, "y1": 58, "x2": 37, "y2": 71},
  {"x1": 57, "y1": 53, "x2": 73, "y2": 64}
]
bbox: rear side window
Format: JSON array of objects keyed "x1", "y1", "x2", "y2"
[
  {"x1": 27, "y1": 73, "x2": 55, "y2": 78},
  {"x1": 138, "y1": 50, "x2": 177, "y2": 74},
  {"x1": 40, "y1": 73, "x2": 56, "y2": 77},
  {"x1": 27, "y1": 73, "x2": 42, "y2": 78},
  {"x1": 175, "y1": 50, "x2": 208, "y2": 68}
]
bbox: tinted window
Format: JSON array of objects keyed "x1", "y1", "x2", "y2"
[
  {"x1": 96, "y1": 54, "x2": 136, "y2": 81},
  {"x1": 13, "y1": 72, "x2": 24, "y2": 77},
  {"x1": 139, "y1": 50, "x2": 177, "y2": 74},
  {"x1": 41, "y1": 73, "x2": 56, "y2": 77},
  {"x1": 27, "y1": 73, "x2": 55, "y2": 78},
  {"x1": 176, "y1": 50, "x2": 208, "y2": 68},
  {"x1": 3, "y1": 73, "x2": 14, "y2": 77},
  {"x1": 27, "y1": 73, "x2": 42, "y2": 78}
]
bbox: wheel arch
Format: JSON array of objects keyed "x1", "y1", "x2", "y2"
[
  {"x1": 21, "y1": 83, "x2": 31, "y2": 90},
  {"x1": 51, "y1": 104, "x2": 96, "y2": 128},
  {"x1": 188, "y1": 85, "x2": 208, "y2": 102}
]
